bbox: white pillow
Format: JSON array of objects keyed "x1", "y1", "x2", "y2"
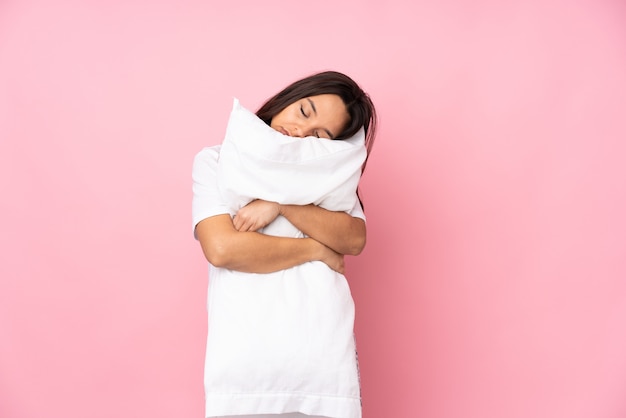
[{"x1": 216, "y1": 98, "x2": 366, "y2": 212}]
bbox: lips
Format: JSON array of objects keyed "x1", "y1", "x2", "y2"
[{"x1": 277, "y1": 126, "x2": 290, "y2": 136}]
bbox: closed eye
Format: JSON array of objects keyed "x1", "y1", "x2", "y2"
[{"x1": 300, "y1": 105, "x2": 308, "y2": 118}]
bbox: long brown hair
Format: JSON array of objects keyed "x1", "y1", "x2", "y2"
[{"x1": 256, "y1": 71, "x2": 377, "y2": 173}]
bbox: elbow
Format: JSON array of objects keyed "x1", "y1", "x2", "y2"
[
  {"x1": 204, "y1": 247, "x2": 226, "y2": 268},
  {"x1": 195, "y1": 216, "x2": 240, "y2": 268},
  {"x1": 345, "y1": 235, "x2": 366, "y2": 256},
  {"x1": 346, "y1": 223, "x2": 366, "y2": 255},
  {"x1": 201, "y1": 239, "x2": 233, "y2": 268}
]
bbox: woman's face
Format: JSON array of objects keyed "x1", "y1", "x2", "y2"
[{"x1": 270, "y1": 94, "x2": 349, "y2": 140}]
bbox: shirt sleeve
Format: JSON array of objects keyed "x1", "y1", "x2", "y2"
[
  {"x1": 192, "y1": 146, "x2": 234, "y2": 238},
  {"x1": 347, "y1": 197, "x2": 366, "y2": 221}
]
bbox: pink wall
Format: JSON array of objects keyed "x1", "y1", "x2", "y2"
[{"x1": 1, "y1": 1, "x2": 625, "y2": 417}]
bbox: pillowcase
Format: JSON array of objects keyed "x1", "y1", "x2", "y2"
[{"x1": 216, "y1": 98, "x2": 366, "y2": 212}]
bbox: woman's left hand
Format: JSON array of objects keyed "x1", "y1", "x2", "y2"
[{"x1": 233, "y1": 199, "x2": 281, "y2": 232}]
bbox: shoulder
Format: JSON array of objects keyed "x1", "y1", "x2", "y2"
[
  {"x1": 193, "y1": 145, "x2": 221, "y2": 174},
  {"x1": 194, "y1": 145, "x2": 221, "y2": 164}
]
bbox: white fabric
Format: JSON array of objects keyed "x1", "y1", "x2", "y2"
[
  {"x1": 216, "y1": 98, "x2": 366, "y2": 214},
  {"x1": 201, "y1": 99, "x2": 365, "y2": 418},
  {"x1": 230, "y1": 415, "x2": 329, "y2": 418},
  {"x1": 192, "y1": 146, "x2": 365, "y2": 228}
]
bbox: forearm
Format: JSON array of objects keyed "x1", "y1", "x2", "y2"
[
  {"x1": 196, "y1": 214, "x2": 327, "y2": 273},
  {"x1": 279, "y1": 204, "x2": 366, "y2": 255}
]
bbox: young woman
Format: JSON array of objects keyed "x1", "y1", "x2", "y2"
[{"x1": 192, "y1": 71, "x2": 377, "y2": 418}]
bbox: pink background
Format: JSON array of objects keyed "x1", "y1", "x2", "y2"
[{"x1": 1, "y1": 1, "x2": 625, "y2": 417}]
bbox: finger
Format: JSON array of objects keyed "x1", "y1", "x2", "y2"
[
  {"x1": 232, "y1": 215, "x2": 242, "y2": 230},
  {"x1": 247, "y1": 218, "x2": 261, "y2": 232},
  {"x1": 235, "y1": 214, "x2": 252, "y2": 231},
  {"x1": 235, "y1": 218, "x2": 250, "y2": 232},
  {"x1": 234, "y1": 217, "x2": 247, "y2": 231}
]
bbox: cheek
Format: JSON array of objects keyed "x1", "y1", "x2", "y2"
[
  {"x1": 269, "y1": 114, "x2": 283, "y2": 129},
  {"x1": 270, "y1": 109, "x2": 291, "y2": 128}
]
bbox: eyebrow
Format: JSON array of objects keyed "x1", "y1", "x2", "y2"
[{"x1": 307, "y1": 98, "x2": 335, "y2": 139}]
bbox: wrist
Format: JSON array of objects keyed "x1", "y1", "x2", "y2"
[
  {"x1": 305, "y1": 237, "x2": 324, "y2": 261},
  {"x1": 278, "y1": 203, "x2": 287, "y2": 217}
]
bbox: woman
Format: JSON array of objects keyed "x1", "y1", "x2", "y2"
[{"x1": 193, "y1": 71, "x2": 377, "y2": 418}]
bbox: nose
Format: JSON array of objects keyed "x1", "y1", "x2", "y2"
[{"x1": 291, "y1": 125, "x2": 303, "y2": 138}]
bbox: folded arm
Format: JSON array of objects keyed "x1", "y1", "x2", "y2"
[
  {"x1": 196, "y1": 214, "x2": 345, "y2": 274},
  {"x1": 233, "y1": 200, "x2": 366, "y2": 255},
  {"x1": 280, "y1": 204, "x2": 366, "y2": 255}
]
